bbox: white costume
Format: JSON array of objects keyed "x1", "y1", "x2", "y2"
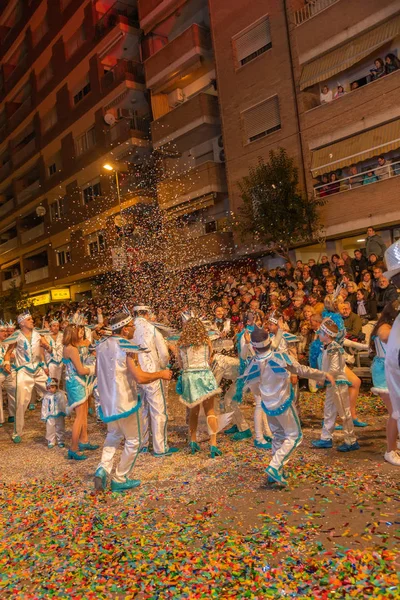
[
  {"x1": 45, "y1": 331, "x2": 64, "y2": 381},
  {"x1": 0, "y1": 338, "x2": 16, "y2": 424},
  {"x1": 385, "y1": 313, "x2": 400, "y2": 433},
  {"x1": 4, "y1": 328, "x2": 47, "y2": 439},
  {"x1": 96, "y1": 336, "x2": 143, "y2": 482},
  {"x1": 212, "y1": 352, "x2": 249, "y2": 432},
  {"x1": 41, "y1": 389, "x2": 67, "y2": 445},
  {"x1": 133, "y1": 316, "x2": 170, "y2": 455}
]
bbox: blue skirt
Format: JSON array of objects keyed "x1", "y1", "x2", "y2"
[
  {"x1": 176, "y1": 369, "x2": 221, "y2": 407},
  {"x1": 371, "y1": 356, "x2": 388, "y2": 395},
  {"x1": 65, "y1": 376, "x2": 88, "y2": 413}
]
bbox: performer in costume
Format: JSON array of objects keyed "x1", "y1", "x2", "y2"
[
  {"x1": 383, "y1": 240, "x2": 400, "y2": 436},
  {"x1": 62, "y1": 324, "x2": 97, "y2": 460},
  {"x1": 45, "y1": 319, "x2": 64, "y2": 382},
  {"x1": 248, "y1": 326, "x2": 333, "y2": 486},
  {"x1": 41, "y1": 377, "x2": 67, "y2": 448},
  {"x1": 94, "y1": 310, "x2": 173, "y2": 492},
  {"x1": 176, "y1": 317, "x2": 222, "y2": 457},
  {"x1": 133, "y1": 305, "x2": 179, "y2": 457},
  {"x1": 0, "y1": 321, "x2": 16, "y2": 427},
  {"x1": 3, "y1": 312, "x2": 49, "y2": 443},
  {"x1": 369, "y1": 303, "x2": 400, "y2": 466}
]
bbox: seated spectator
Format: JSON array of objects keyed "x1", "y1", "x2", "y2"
[
  {"x1": 230, "y1": 304, "x2": 241, "y2": 326},
  {"x1": 317, "y1": 255, "x2": 330, "y2": 277},
  {"x1": 334, "y1": 85, "x2": 346, "y2": 99},
  {"x1": 346, "y1": 281, "x2": 358, "y2": 307},
  {"x1": 347, "y1": 164, "x2": 363, "y2": 188},
  {"x1": 363, "y1": 169, "x2": 379, "y2": 185},
  {"x1": 368, "y1": 254, "x2": 380, "y2": 272},
  {"x1": 376, "y1": 276, "x2": 398, "y2": 312},
  {"x1": 307, "y1": 294, "x2": 324, "y2": 314},
  {"x1": 354, "y1": 289, "x2": 377, "y2": 322},
  {"x1": 325, "y1": 279, "x2": 335, "y2": 295},
  {"x1": 372, "y1": 265, "x2": 384, "y2": 294},
  {"x1": 341, "y1": 251, "x2": 352, "y2": 269},
  {"x1": 302, "y1": 266, "x2": 313, "y2": 292},
  {"x1": 308, "y1": 258, "x2": 319, "y2": 278},
  {"x1": 331, "y1": 253, "x2": 340, "y2": 270},
  {"x1": 295, "y1": 280, "x2": 307, "y2": 299},
  {"x1": 385, "y1": 53, "x2": 400, "y2": 75},
  {"x1": 320, "y1": 85, "x2": 333, "y2": 103},
  {"x1": 302, "y1": 305, "x2": 315, "y2": 323},
  {"x1": 370, "y1": 57, "x2": 385, "y2": 80},
  {"x1": 351, "y1": 249, "x2": 368, "y2": 283},
  {"x1": 376, "y1": 155, "x2": 392, "y2": 180},
  {"x1": 358, "y1": 269, "x2": 373, "y2": 293},
  {"x1": 327, "y1": 172, "x2": 340, "y2": 194},
  {"x1": 340, "y1": 302, "x2": 363, "y2": 337}
]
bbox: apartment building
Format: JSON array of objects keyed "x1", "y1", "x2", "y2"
[
  {"x1": 0, "y1": 0, "x2": 151, "y2": 305},
  {"x1": 141, "y1": 0, "x2": 400, "y2": 267}
]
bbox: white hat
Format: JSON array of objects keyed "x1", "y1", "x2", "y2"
[
  {"x1": 17, "y1": 311, "x2": 31, "y2": 325},
  {"x1": 133, "y1": 305, "x2": 152, "y2": 313},
  {"x1": 383, "y1": 240, "x2": 400, "y2": 280}
]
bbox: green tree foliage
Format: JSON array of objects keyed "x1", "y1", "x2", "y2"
[
  {"x1": 237, "y1": 148, "x2": 325, "y2": 261},
  {"x1": 0, "y1": 281, "x2": 33, "y2": 319}
]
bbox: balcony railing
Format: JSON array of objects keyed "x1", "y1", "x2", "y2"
[
  {"x1": 145, "y1": 24, "x2": 212, "y2": 90},
  {"x1": 20, "y1": 222, "x2": 45, "y2": 245},
  {"x1": 101, "y1": 60, "x2": 144, "y2": 92},
  {"x1": 107, "y1": 115, "x2": 150, "y2": 144},
  {"x1": 2, "y1": 276, "x2": 21, "y2": 291},
  {"x1": 24, "y1": 265, "x2": 49, "y2": 284},
  {"x1": 16, "y1": 179, "x2": 41, "y2": 204},
  {"x1": 95, "y1": 1, "x2": 139, "y2": 39},
  {"x1": 313, "y1": 159, "x2": 400, "y2": 198},
  {"x1": 0, "y1": 161, "x2": 11, "y2": 182},
  {"x1": 9, "y1": 96, "x2": 32, "y2": 131},
  {"x1": 151, "y1": 93, "x2": 220, "y2": 147},
  {"x1": 294, "y1": 0, "x2": 340, "y2": 26},
  {"x1": 0, "y1": 237, "x2": 18, "y2": 254},
  {"x1": 0, "y1": 199, "x2": 14, "y2": 217},
  {"x1": 13, "y1": 138, "x2": 37, "y2": 166}
]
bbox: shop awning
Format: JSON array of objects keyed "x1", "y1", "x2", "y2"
[
  {"x1": 311, "y1": 119, "x2": 400, "y2": 176},
  {"x1": 164, "y1": 193, "x2": 215, "y2": 218},
  {"x1": 300, "y1": 14, "x2": 400, "y2": 90}
]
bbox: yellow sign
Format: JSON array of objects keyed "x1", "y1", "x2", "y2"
[
  {"x1": 30, "y1": 293, "x2": 51, "y2": 306},
  {"x1": 51, "y1": 288, "x2": 71, "y2": 301}
]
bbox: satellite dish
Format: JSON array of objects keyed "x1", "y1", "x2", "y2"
[
  {"x1": 104, "y1": 113, "x2": 116, "y2": 126},
  {"x1": 36, "y1": 206, "x2": 46, "y2": 217},
  {"x1": 114, "y1": 215, "x2": 126, "y2": 227}
]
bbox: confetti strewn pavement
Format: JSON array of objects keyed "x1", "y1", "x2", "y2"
[{"x1": 0, "y1": 392, "x2": 399, "y2": 599}]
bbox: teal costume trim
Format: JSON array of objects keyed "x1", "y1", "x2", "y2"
[
  {"x1": 14, "y1": 362, "x2": 45, "y2": 373},
  {"x1": 41, "y1": 411, "x2": 66, "y2": 422},
  {"x1": 279, "y1": 405, "x2": 302, "y2": 468},
  {"x1": 98, "y1": 399, "x2": 142, "y2": 423},
  {"x1": 232, "y1": 325, "x2": 254, "y2": 404},
  {"x1": 262, "y1": 386, "x2": 295, "y2": 417}
]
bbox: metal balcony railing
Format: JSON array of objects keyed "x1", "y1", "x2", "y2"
[
  {"x1": 20, "y1": 222, "x2": 45, "y2": 244},
  {"x1": 101, "y1": 60, "x2": 144, "y2": 92},
  {"x1": 108, "y1": 115, "x2": 150, "y2": 143},
  {"x1": 0, "y1": 237, "x2": 18, "y2": 254},
  {"x1": 95, "y1": 1, "x2": 139, "y2": 39},
  {"x1": 16, "y1": 179, "x2": 41, "y2": 204},
  {"x1": 13, "y1": 138, "x2": 36, "y2": 166},
  {"x1": 294, "y1": 0, "x2": 340, "y2": 26},
  {"x1": 2, "y1": 276, "x2": 21, "y2": 291},
  {"x1": 24, "y1": 265, "x2": 49, "y2": 284}
]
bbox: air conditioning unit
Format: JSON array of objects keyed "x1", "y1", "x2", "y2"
[
  {"x1": 212, "y1": 135, "x2": 225, "y2": 163},
  {"x1": 169, "y1": 88, "x2": 185, "y2": 107}
]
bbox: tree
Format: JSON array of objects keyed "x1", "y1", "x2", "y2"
[
  {"x1": 0, "y1": 281, "x2": 33, "y2": 319},
  {"x1": 236, "y1": 148, "x2": 325, "y2": 262}
]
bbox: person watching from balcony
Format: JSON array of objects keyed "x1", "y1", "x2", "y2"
[
  {"x1": 362, "y1": 169, "x2": 379, "y2": 185},
  {"x1": 327, "y1": 172, "x2": 340, "y2": 194},
  {"x1": 370, "y1": 58, "x2": 385, "y2": 80},
  {"x1": 376, "y1": 277, "x2": 398, "y2": 313},
  {"x1": 385, "y1": 53, "x2": 400, "y2": 75},
  {"x1": 320, "y1": 85, "x2": 333, "y2": 104},
  {"x1": 366, "y1": 227, "x2": 387, "y2": 261},
  {"x1": 347, "y1": 164, "x2": 363, "y2": 188},
  {"x1": 351, "y1": 81, "x2": 359, "y2": 90},
  {"x1": 334, "y1": 85, "x2": 346, "y2": 99},
  {"x1": 316, "y1": 173, "x2": 330, "y2": 197},
  {"x1": 377, "y1": 155, "x2": 392, "y2": 180}
]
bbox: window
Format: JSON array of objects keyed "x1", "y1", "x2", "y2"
[
  {"x1": 37, "y1": 63, "x2": 53, "y2": 91},
  {"x1": 65, "y1": 24, "x2": 86, "y2": 59},
  {"x1": 233, "y1": 18, "x2": 271, "y2": 67},
  {"x1": 82, "y1": 179, "x2": 102, "y2": 204},
  {"x1": 73, "y1": 76, "x2": 91, "y2": 105},
  {"x1": 49, "y1": 197, "x2": 66, "y2": 221},
  {"x1": 75, "y1": 126, "x2": 96, "y2": 157},
  {"x1": 88, "y1": 232, "x2": 106, "y2": 256},
  {"x1": 48, "y1": 163, "x2": 57, "y2": 176},
  {"x1": 42, "y1": 106, "x2": 57, "y2": 133},
  {"x1": 55, "y1": 245, "x2": 71, "y2": 266},
  {"x1": 242, "y1": 95, "x2": 281, "y2": 143}
]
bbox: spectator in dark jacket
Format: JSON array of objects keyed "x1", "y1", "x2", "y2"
[
  {"x1": 351, "y1": 249, "x2": 369, "y2": 283},
  {"x1": 353, "y1": 289, "x2": 378, "y2": 322},
  {"x1": 376, "y1": 277, "x2": 398, "y2": 312},
  {"x1": 365, "y1": 227, "x2": 387, "y2": 259},
  {"x1": 340, "y1": 302, "x2": 363, "y2": 336}
]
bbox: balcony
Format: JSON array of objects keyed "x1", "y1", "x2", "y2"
[
  {"x1": 0, "y1": 199, "x2": 14, "y2": 217},
  {"x1": 20, "y1": 222, "x2": 45, "y2": 245},
  {"x1": 145, "y1": 24, "x2": 213, "y2": 92},
  {"x1": 101, "y1": 60, "x2": 145, "y2": 93},
  {"x1": 157, "y1": 161, "x2": 227, "y2": 210},
  {"x1": 0, "y1": 237, "x2": 18, "y2": 255},
  {"x1": 16, "y1": 180, "x2": 41, "y2": 205},
  {"x1": 25, "y1": 265, "x2": 49, "y2": 284},
  {"x1": 95, "y1": 1, "x2": 139, "y2": 40},
  {"x1": 294, "y1": 0, "x2": 340, "y2": 26},
  {"x1": 152, "y1": 93, "x2": 220, "y2": 150},
  {"x1": 106, "y1": 115, "x2": 150, "y2": 145},
  {"x1": 138, "y1": 0, "x2": 183, "y2": 33},
  {"x1": 0, "y1": 161, "x2": 11, "y2": 182},
  {"x1": 9, "y1": 97, "x2": 32, "y2": 131},
  {"x1": 13, "y1": 138, "x2": 37, "y2": 167},
  {"x1": 2, "y1": 276, "x2": 21, "y2": 291}
]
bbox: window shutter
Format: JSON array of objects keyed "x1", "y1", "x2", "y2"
[
  {"x1": 235, "y1": 19, "x2": 271, "y2": 63},
  {"x1": 242, "y1": 96, "x2": 281, "y2": 142}
]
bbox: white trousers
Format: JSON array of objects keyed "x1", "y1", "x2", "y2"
[
  {"x1": 48, "y1": 363, "x2": 63, "y2": 384},
  {"x1": 250, "y1": 383, "x2": 272, "y2": 442},
  {"x1": 139, "y1": 381, "x2": 169, "y2": 454},
  {"x1": 0, "y1": 371, "x2": 16, "y2": 422},
  {"x1": 98, "y1": 411, "x2": 141, "y2": 483},
  {"x1": 267, "y1": 404, "x2": 303, "y2": 473},
  {"x1": 46, "y1": 417, "x2": 65, "y2": 444},
  {"x1": 323, "y1": 385, "x2": 356, "y2": 446},
  {"x1": 15, "y1": 368, "x2": 47, "y2": 437},
  {"x1": 223, "y1": 380, "x2": 249, "y2": 432}
]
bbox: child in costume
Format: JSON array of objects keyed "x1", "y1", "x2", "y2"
[
  {"x1": 176, "y1": 317, "x2": 222, "y2": 458},
  {"x1": 41, "y1": 377, "x2": 67, "y2": 448},
  {"x1": 248, "y1": 326, "x2": 333, "y2": 486},
  {"x1": 311, "y1": 318, "x2": 359, "y2": 452}
]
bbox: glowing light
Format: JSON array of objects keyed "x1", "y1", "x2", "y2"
[
  {"x1": 357, "y1": 238, "x2": 366, "y2": 242},
  {"x1": 103, "y1": 163, "x2": 114, "y2": 171}
]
